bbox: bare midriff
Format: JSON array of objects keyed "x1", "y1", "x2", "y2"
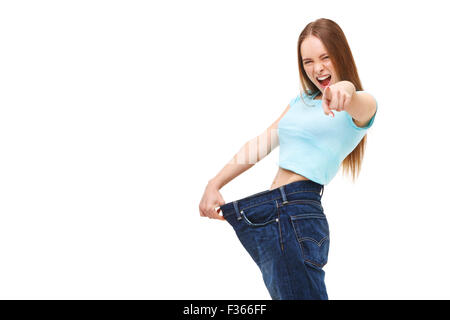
[{"x1": 269, "y1": 167, "x2": 309, "y2": 190}]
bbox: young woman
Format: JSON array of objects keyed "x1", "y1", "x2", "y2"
[{"x1": 199, "y1": 18, "x2": 377, "y2": 300}]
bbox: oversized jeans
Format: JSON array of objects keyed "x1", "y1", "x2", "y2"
[{"x1": 220, "y1": 180, "x2": 329, "y2": 300}]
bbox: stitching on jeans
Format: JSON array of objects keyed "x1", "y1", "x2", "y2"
[
  {"x1": 241, "y1": 200, "x2": 278, "y2": 211},
  {"x1": 305, "y1": 259, "x2": 325, "y2": 268},
  {"x1": 239, "y1": 190, "x2": 321, "y2": 211},
  {"x1": 290, "y1": 213, "x2": 326, "y2": 220},
  {"x1": 276, "y1": 202, "x2": 284, "y2": 252},
  {"x1": 241, "y1": 210, "x2": 277, "y2": 227},
  {"x1": 286, "y1": 190, "x2": 322, "y2": 196},
  {"x1": 282, "y1": 200, "x2": 323, "y2": 211},
  {"x1": 289, "y1": 218, "x2": 328, "y2": 268},
  {"x1": 277, "y1": 204, "x2": 297, "y2": 299},
  {"x1": 299, "y1": 236, "x2": 329, "y2": 246},
  {"x1": 285, "y1": 199, "x2": 322, "y2": 204},
  {"x1": 289, "y1": 218, "x2": 305, "y2": 256}
]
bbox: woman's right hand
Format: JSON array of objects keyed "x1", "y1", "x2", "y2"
[{"x1": 199, "y1": 182, "x2": 226, "y2": 221}]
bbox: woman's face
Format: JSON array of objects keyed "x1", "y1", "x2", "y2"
[{"x1": 300, "y1": 36, "x2": 340, "y2": 94}]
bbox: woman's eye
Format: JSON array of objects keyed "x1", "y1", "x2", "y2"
[{"x1": 304, "y1": 57, "x2": 327, "y2": 65}]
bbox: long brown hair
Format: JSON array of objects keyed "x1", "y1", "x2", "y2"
[{"x1": 297, "y1": 18, "x2": 366, "y2": 182}]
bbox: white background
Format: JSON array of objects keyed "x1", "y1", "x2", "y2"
[{"x1": 0, "y1": 0, "x2": 449, "y2": 300}]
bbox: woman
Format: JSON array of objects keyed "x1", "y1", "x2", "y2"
[{"x1": 198, "y1": 18, "x2": 377, "y2": 300}]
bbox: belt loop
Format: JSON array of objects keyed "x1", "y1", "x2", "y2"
[
  {"x1": 320, "y1": 185, "x2": 324, "y2": 197},
  {"x1": 280, "y1": 185, "x2": 288, "y2": 204},
  {"x1": 233, "y1": 201, "x2": 242, "y2": 220}
]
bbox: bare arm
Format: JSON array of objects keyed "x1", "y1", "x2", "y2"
[
  {"x1": 346, "y1": 91, "x2": 377, "y2": 128},
  {"x1": 337, "y1": 81, "x2": 377, "y2": 127},
  {"x1": 208, "y1": 104, "x2": 291, "y2": 190},
  {"x1": 199, "y1": 103, "x2": 291, "y2": 220}
]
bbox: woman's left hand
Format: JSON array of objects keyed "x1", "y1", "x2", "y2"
[{"x1": 322, "y1": 81, "x2": 355, "y2": 117}]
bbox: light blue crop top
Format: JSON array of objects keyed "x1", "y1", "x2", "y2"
[{"x1": 277, "y1": 90, "x2": 377, "y2": 185}]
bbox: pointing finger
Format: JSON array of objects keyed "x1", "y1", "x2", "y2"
[{"x1": 323, "y1": 100, "x2": 331, "y2": 116}]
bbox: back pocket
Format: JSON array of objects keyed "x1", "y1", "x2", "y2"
[{"x1": 290, "y1": 213, "x2": 330, "y2": 268}]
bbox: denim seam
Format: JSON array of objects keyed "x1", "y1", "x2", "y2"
[
  {"x1": 289, "y1": 218, "x2": 327, "y2": 268},
  {"x1": 275, "y1": 201, "x2": 284, "y2": 252},
  {"x1": 283, "y1": 252, "x2": 298, "y2": 299},
  {"x1": 282, "y1": 200, "x2": 323, "y2": 211},
  {"x1": 299, "y1": 236, "x2": 329, "y2": 247},
  {"x1": 238, "y1": 190, "x2": 322, "y2": 211},
  {"x1": 278, "y1": 205, "x2": 296, "y2": 299},
  {"x1": 304, "y1": 259, "x2": 325, "y2": 268},
  {"x1": 290, "y1": 213, "x2": 326, "y2": 220},
  {"x1": 241, "y1": 209, "x2": 278, "y2": 227},
  {"x1": 287, "y1": 190, "x2": 322, "y2": 196},
  {"x1": 241, "y1": 201, "x2": 277, "y2": 212},
  {"x1": 283, "y1": 218, "x2": 302, "y2": 299},
  {"x1": 290, "y1": 218, "x2": 305, "y2": 256}
]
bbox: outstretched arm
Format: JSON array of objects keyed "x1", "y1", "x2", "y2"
[
  {"x1": 322, "y1": 81, "x2": 377, "y2": 127},
  {"x1": 208, "y1": 104, "x2": 290, "y2": 190}
]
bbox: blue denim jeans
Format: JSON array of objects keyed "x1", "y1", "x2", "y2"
[{"x1": 220, "y1": 180, "x2": 329, "y2": 300}]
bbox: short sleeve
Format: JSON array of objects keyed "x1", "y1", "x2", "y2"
[{"x1": 346, "y1": 92, "x2": 378, "y2": 131}]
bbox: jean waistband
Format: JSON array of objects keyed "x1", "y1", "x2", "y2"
[{"x1": 220, "y1": 180, "x2": 324, "y2": 219}]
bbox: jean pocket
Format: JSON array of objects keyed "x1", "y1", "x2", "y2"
[
  {"x1": 241, "y1": 201, "x2": 278, "y2": 227},
  {"x1": 290, "y1": 213, "x2": 330, "y2": 268}
]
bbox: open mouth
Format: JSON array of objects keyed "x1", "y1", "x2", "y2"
[{"x1": 317, "y1": 75, "x2": 331, "y2": 88}]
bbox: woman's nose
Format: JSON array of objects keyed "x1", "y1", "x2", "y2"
[{"x1": 314, "y1": 63, "x2": 324, "y2": 74}]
